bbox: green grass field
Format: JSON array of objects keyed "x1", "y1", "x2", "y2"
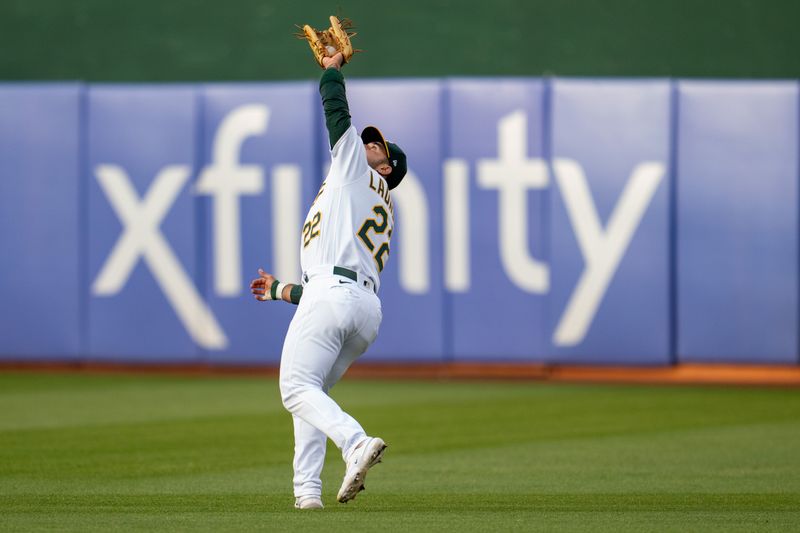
[{"x1": 1, "y1": 372, "x2": 799, "y2": 531}]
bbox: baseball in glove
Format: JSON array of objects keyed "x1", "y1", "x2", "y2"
[{"x1": 297, "y1": 16, "x2": 358, "y2": 68}]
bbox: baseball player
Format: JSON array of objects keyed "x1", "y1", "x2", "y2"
[{"x1": 249, "y1": 51, "x2": 407, "y2": 510}]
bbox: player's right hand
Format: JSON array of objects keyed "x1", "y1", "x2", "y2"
[
  {"x1": 250, "y1": 268, "x2": 276, "y2": 301},
  {"x1": 322, "y1": 52, "x2": 344, "y2": 70}
]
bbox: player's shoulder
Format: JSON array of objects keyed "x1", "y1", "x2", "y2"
[
  {"x1": 331, "y1": 125, "x2": 360, "y2": 155},
  {"x1": 328, "y1": 126, "x2": 369, "y2": 186}
]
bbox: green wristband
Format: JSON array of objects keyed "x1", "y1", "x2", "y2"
[
  {"x1": 289, "y1": 285, "x2": 303, "y2": 305},
  {"x1": 270, "y1": 280, "x2": 280, "y2": 300}
]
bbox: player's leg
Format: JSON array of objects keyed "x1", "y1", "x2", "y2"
[
  {"x1": 328, "y1": 295, "x2": 386, "y2": 503},
  {"x1": 324, "y1": 319, "x2": 379, "y2": 461},
  {"x1": 290, "y1": 330, "x2": 376, "y2": 504},
  {"x1": 291, "y1": 414, "x2": 326, "y2": 499},
  {"x1": 278, "y1": 298, "x2": 328, "y2": 507}
]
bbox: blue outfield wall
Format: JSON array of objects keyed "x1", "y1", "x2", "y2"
[
  {"x1": 0, "y1": 84, "x2": 82, "y2": 360},
  {"x1": 548, "y1": 80, "x2": 672, "y2": 364},
  {"x1": 87, "y1": 86, "x2": 200, "y2": 362},
  {"x1": 676, "y1": 82, "x2": 800, "y2": 364},
  {"x1": 0, "y1": 78, "x2": 798, "y2": 366},
  {"x1": 446, "y1": 79, "x2": 548, "y2": 361}
]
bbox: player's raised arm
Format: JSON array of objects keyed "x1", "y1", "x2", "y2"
[{"x1": 319, "y1": 53, "x2": 351, "y2": 148}]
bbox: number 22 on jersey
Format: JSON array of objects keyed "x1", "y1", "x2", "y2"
[
  {"x1": 358, "y1": 205, "x2": 392, "y2": 272},
  {"x1": 303, "y1": 211, "x2": 322, "y2": 248}
]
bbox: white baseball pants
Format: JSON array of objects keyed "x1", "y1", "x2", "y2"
[{"x1": 278, "y1": 273, "x2": 382, "y2": 498}]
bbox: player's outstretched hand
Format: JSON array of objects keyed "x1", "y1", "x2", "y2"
[
  {"x1": 322, "y1": 52, "x2": 344, "y2": 70},
  {"x1": 250, "y1": 268, "x2": 277, "y2": 301}
]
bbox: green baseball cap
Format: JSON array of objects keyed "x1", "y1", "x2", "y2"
[{"x1": 361, "y1": 126, "x2": 407, "y2": 190}]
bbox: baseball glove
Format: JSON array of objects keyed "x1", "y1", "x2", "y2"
[{"x1": 297, "y1": 16, "x2": 358, "y2": 68}]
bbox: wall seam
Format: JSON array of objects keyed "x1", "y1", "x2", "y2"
[
  {"x1": 78, "y1": 84, "x2": 89, "y2": 361},
  {"x1": 441, "y1": 79, "x2": 453, "y2": 364},
  {"x1": 542, "y1": 77, "x2": 553, "y2": 364},
  {"x1": 669, "y1": 80, "x2": 680, "y2": 366},
  {"x1": 195, "y1": 85, "x2": 207, "y2": 364}
]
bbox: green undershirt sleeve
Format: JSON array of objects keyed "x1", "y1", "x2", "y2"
[{"x1": 319, "y1": 67, "x2": 351, "y2": 148}]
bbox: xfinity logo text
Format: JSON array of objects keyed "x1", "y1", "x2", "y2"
[{"x1": 93, "y1": 106, "x2": 664, "y2": 350}]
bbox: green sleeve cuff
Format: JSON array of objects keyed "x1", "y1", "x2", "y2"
[
  {"x1": 320, "y1": 66, "x2": 344, "y2": 86},
  {"x1": 289, "y1": 285, "x2": 303, "y2": 305}
]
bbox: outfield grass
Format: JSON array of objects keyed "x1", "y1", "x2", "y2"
[{"x1": 0, "y1": 372, "x2": 798, "y2": 531}]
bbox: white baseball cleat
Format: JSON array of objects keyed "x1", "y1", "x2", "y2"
[
  {"x1": 294, "y1": 496, "x2": 324, "y2": 510},
  {"x1": 337, "y1": 437, "x2": 387, "y2": 503}
]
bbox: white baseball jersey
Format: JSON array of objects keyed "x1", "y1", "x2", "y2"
[{"x1": 300, "y1": 125, "x2": 395, "y2": 293}]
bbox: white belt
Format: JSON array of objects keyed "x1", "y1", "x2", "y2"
[{"x1": 302, "y1": 265, "x2": 377, "y2": 294}]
